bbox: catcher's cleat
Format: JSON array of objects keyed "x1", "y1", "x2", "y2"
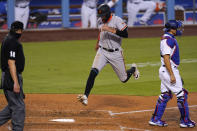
[
  {"x1": 77, "y1": 94, "x2": 88, "y2": 106},
  {"x1": 180, "y1": 119, "x2": 196, "y2": 128},
  {"x1": 149, "y1": 119, "x2": 168, "y2": 127},
  {"x1": 131, "y1": 63, "x2": 140, "y2": 79}
]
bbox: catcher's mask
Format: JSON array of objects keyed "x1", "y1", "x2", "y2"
[
  {"x1": 164, "y1": 20, "x2": 183, "y2": 36},
  {"x1": 97, "y1": 4, "x2": 111, "y2": 23}
]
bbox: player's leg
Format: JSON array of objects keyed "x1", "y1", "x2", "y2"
[
  {"x1": 89, "y1": 8, "x2": 97, "y2": 28},
  {"x1": 15, "y1": 7, "x2": 23, "y2": 22},
  {"x1": 21, "y1": 7, "x2": 29, "y2": 29},
  {"x1": 109, "y1": 51, "x2": 138, "y2": 83},
  {"x1": 127, "y1": 2, "x2": 139, "y2": 27},
  {"x1": 84, "y1": 49, "x2": 107, "y2": 97},
  {"x1": 0, "y1": 105, "x2": 11, "y2": 126},
  {"x1": 84, "y1": 68, "x2": 99, "y2": 98},
  {"x1": 149, "y1": 67, "x2": 171, "y2": 127},
  {"x1": 0, "y1": 73, "x2": 12, "y2": 126},
  {"x1": 176, "y1": 89, "x2": 195, "y2": 128},
  {"x1": 170, "y1": 69, "x2": 196, "y2": 128},
  {"x1": 11, "y1": 75, "x2": 25, "y2": 131},
  {"x1": 149, "y1": 90, "x2": 171, "y2": 127},
  {"x1": 139, "y1": 1, "x2": 156, "y2": 24},
  {"x1": 81, "y1": 4, "x2": 89, "y2": 28},
  {"x1": 78, "y1": 49, "x2": 107, "y2": 105}
]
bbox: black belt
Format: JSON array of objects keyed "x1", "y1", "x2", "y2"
[
  {"x1": 99, "y1": 46, "x2": 119, "y2": 52},
  {"x1": 15, "y1": 5, "x2": 28, "y2": 8},
  {"x1": 162, "y1": 65, "x2": 177, "y2": 68},
  {"x1": 88, "y1": 6, "x2": 96, "y2": 9}
]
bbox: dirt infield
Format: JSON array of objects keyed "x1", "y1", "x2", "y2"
[{"x1": 0, "y1": 93, "x2": 196, "y2": 131}]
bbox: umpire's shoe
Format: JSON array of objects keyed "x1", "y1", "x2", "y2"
[
  {"x1": 77, "y1": 94, "x2": 88, "y2": 106},
  {"x1": 131, "y1": 63, "x2": 140, "y2": 79}
]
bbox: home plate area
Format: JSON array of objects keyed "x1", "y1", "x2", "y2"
[{"x1": 0, "y1": 94, "x2": 196, "y2": 131}]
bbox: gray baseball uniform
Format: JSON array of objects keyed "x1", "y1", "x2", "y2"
[
  {"x1": 78, "y1": 4, "x2": 139, "y2": 106},
  {"x1": 92, "y1": 15, "x2": 128, "y2": 82}
]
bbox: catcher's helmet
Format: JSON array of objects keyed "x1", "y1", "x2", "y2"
[
  {"x1": 10, "y1": 21, "x2": 24, "y2": 31},
  {"x1": 164, "y1": 20, "x2": 183, "y2": 36},
  {"x1": 97, "y1": 4, "x2": 111, "y2": 22}
]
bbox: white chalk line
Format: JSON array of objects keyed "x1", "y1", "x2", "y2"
[
  {"x1": 109, "y1": 105, "x2": 197, "y2": 116},
  {"x1": 120, "y1": 126, "x2": 151, "y2": 131},
  {"x1": 26, "y1": 105, "x2": 197, "y2": 131},
  {"x1": 127, "y1": 58, "x2": 197, "y2": 67}
]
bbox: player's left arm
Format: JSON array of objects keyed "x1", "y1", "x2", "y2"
[{"x1": 101, "y1": 24, "x2": 128, "y2": 38}]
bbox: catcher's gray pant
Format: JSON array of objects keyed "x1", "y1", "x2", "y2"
[
  {"x1": 0, "y1": 73, "x2": 25, "y2": 131},
  {"x1": 92, "y1": 48, "x2": 127, "y2": 82}
]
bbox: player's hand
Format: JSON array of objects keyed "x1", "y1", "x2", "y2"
[
  {"x1": 170, "y1": 74, "x2": 176, "y2": 84},
  {"x1": 13, "y1": 82, "x2": 20, "y2": 93},
  {"x1": 101, "y1": 24, "x2": 109, "y2": 32},
  {"x1": 101, "y1": 24, "x2": 116, "y2": 33}
]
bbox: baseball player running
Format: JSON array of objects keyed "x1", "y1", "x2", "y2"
[
  {"x1": 78, "y1": 4, "x2": 139, "y2": 106},
  {"x1": 149, "y1": 20, "x2": 196, "y2": 128}
]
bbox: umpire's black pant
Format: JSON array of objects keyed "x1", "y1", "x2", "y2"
[{"x1": 0, "y1": 72, "x2": 25, "y2": 131}]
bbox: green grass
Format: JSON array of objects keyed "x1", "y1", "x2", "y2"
[{"x1": 2, "y1": 36, "x2": 197, "y2": 96}]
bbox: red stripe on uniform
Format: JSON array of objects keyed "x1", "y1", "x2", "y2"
[
  {"x1": 98, "y1": 32, "x2": 100, "y2": 40},
  {"x1": 121, "y1": 25, "x2": 127, "y2": 31}
]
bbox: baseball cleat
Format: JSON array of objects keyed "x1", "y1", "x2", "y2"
[
  {"x1": 180, "y1": 119, "x2": 196, "y2": 128},
  {"x1": 77, "y1": 94, "x2": 88, "y2": 106},
  {"x1": 131, "y1": 63, "x2": 140, "y2": 79},
  {"x1": 149, "y1": 119, "x2": 168, "y2": 127},
  {"x1": 139, "y1": 20, "x2": 147, "y2": 25}
]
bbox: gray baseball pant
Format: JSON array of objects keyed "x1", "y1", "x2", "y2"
[{"x1": 0, "y1": 73, "x2": 25, "y2": 131}]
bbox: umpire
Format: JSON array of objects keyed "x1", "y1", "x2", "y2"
[{"x1": 0, "y1": 21, "x2": 25, "y2": 131}]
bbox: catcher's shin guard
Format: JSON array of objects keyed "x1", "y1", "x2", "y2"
[
  {"x1": 177, "y1": 89, "x2": 191, "y2": 123},
  {"x1": 84, "y1": 68, "x2": 99, "y2": 97},
  {"x1": 151, "y1": 92, "x2": 172, "y2": 120}
]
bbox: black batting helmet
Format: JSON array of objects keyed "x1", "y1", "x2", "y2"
[
  {"x1": 97, "y1": 4, "x2": 111, "y2": 22},
  {"x1": 10, "y1": 21, "x2": 24, "y2": 32}
]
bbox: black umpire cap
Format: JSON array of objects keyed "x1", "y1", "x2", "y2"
[{"x1": 10, "y1": 21, "x2": 24, "y2": 32}]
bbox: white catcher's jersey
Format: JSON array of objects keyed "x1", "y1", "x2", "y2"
[
  {"x1": 159, "y1": 33, "x2": 183, "y2": 96},
  {"x1": 98, "y1": 15, "x2": 127, "y2": 49}
]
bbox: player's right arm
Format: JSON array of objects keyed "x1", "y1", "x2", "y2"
[
  {"x1": 160, "y1": 38, "x2": 176, "y2": 84},
  {"x1": 163, "y1": 55, "x2": 176, "y2": 84},
  {"x1": 7, "y1": 41, "x2": 20, "y2": 93},
  {"x1": 8, "y1": 60, "x2": 20, "y2": 93},
  {"x1": 95, "y1": 31, "x2": 100, "y2": 51}
]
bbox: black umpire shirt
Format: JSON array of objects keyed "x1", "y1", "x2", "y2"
[{"x1": 1, "y1": 32, "x2": 25, "y2": 73}]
